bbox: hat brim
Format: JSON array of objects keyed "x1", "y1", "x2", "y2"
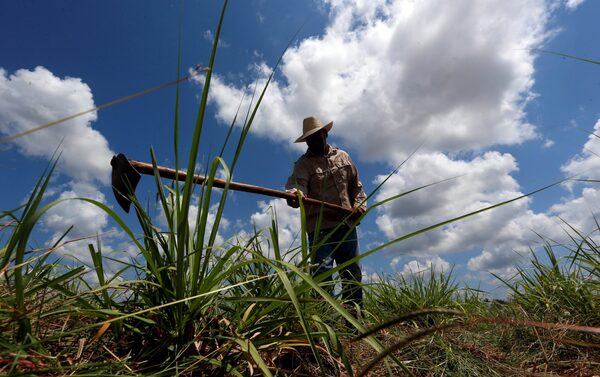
[{"x1": 294, "y1": 121, "x2": 333, "y2": 143}]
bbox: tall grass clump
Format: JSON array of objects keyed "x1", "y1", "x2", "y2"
[
  {"x1": 365, "y1": 267, "x2": 484, "y2": 325},
  {"x1": 499, "y1": 240, "x2": 598, "y2": 325},
  {"x1": 86, "y1": 1, "x2": 371, "y2": 373},
  {"x1": 353, "y1": 230, "x2": 599, "y2": 376},
  {"x1": 353, "y1": 269, "x2": 501, "y2": 376},
  {"x1": 0, "y1": 161, "x2": 125, "y2": 374}
]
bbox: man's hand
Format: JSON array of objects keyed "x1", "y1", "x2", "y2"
[
  {"x1": 350, "y1": 206, "x2": 366, "y2": 222},
  {"x1": 285, "y1": 188, "x2": 304, "y2": 208}
]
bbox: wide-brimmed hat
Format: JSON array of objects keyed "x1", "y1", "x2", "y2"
[{"x1": 294, "y1": 116, "x2": 333, "y2": 143}]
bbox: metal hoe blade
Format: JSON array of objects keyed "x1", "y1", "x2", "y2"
[{"x1": 110, "y1": 153, "x2": 141, "y2": 213}]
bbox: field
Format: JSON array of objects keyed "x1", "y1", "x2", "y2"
[{"x1": 1, "y1": 2, "x2": 599, "y2": 376}]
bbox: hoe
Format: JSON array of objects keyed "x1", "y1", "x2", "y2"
[{"x1": 110, "y1": 153, "x2": 355, "y2": 216}]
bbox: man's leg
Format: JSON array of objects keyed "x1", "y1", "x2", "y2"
[
  {"x1": 332, "y1": 226, "x2": 363, "y2": 309},
  {"x1": 308, "y1": 229, "x2": 335, "y2": 293}
]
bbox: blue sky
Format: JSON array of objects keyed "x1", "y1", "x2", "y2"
[{"x1": 1, "y1": 0, "x2": 599, "y2": 295}]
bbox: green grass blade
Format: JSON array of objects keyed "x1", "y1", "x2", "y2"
[{"x1": 534, "y1": 49, "x2": 599, "y2": 65}]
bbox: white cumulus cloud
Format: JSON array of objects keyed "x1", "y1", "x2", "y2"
[
  {"x1": 396, "y1": 255, "x2": 451, "y2": 279},
  {"x1": 203, "y1": 0, "x2": 590, "y2": 278},
  {"x1": 374, "y1": 152, "x2": 562, "y2": 271},
  {"x1": 0, "y1": 66, "x2": 113, "y2": 184},
  {"x1": 43, "y1": 181, "x2": 109, "y2": 238},
  {"x1": 156, "y1": 197, "x2": 231, "y2": 248},
  {"x1": 1, "y1": 66, "x2": 117, "y2": 266},
  {"x1": 207, "y1": 0, "x2": 553, "y2": 163},
  {"x1": 246, "y1": 198, "x2": 303, "y2": 259},
  {"x1": 561, "y1": 119, "x2": 600, "y2": 188},
  {"x1": 39, "y1": 180, "x2": 133, "y2": 275},
  {"x1": 565, "y1": 0, "x2": 585, "y2": 10}
]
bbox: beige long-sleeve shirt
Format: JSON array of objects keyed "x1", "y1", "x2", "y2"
[{"x1": 285, "y1": 146, "x2": 367, "y2": 234}]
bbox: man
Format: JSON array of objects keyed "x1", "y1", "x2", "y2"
[{"x1": 285, "y1": 116, "x2": 367, "y2": 309}]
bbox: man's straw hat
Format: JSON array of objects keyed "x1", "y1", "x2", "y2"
[{"x1": 294, "y1": 116, "x2": 333, "y2": 143}]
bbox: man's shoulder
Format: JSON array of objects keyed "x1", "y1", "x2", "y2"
[
  {"x1": 330, "y1": 147, "x2": 353, "y2": 162},
  {"x1": 292, "y1": 149, "x2": 326, "y2": 170},
  {"x1": 292, "y1": 152, "x2": 313, "y2": 170},
  {"x1": 332, "y1": 147, "x2": 349, "y2": 157},
  {"x1": 295, "y1": 151, "x2": 311, "y2": 163}
]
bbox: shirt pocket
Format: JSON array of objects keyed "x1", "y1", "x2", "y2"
[{"x1": 331, "y1": 159, "x2": 352, "y2": 184}]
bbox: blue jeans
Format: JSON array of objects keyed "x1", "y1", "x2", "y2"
[{"x1": 308, "y1": 225, "x2": 363, "y2": 307}]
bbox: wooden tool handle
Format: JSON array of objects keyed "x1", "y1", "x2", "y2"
[{"x1": 129, "y1": 159, "x2": 354, "y2": 215}]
